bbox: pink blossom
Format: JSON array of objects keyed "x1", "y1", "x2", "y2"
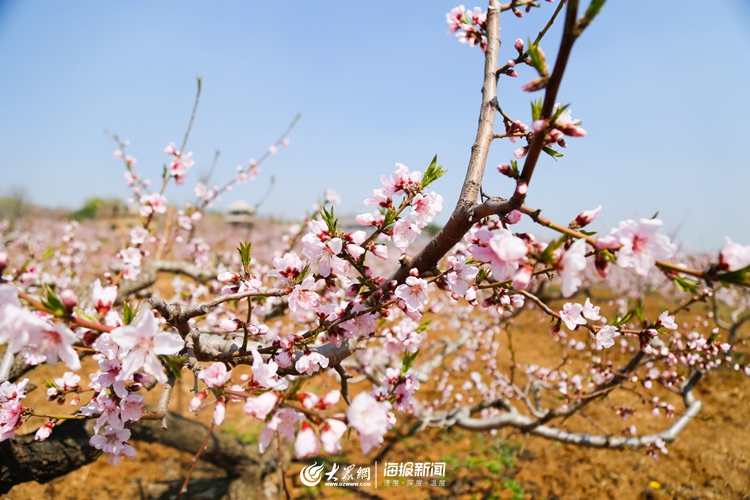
[
  {"x1": 320, "y1": 418, "x2": 348, "y2": 454},
  {"x1": 110, "y1": 308, "x2": 184, "y2": 384},
  {"x1": 364, "y1": 188, "x2": 392, "y2": 208},
  {"x1": 658, "y1": 311, "x2": 677, "y2": 330},
  {"x1": 410, "y1": 192, "x2": 443, "y2": 229},
  {"x1": 267, "y1": 252, "x2": 303, "y2": 286},
  {"x1": 259, "y1": 408, "x2": 302, "y2": 453},
  {"x1": 512, "y1": 265, "x2": 533, "y2": 290},
  {"x1": 720, "y1": 238, "x2": 750, "y2": 271},
  {"x1": 119, "y1": 247, "x2": 142, "y2": 267},
  {"x1": 268, "y1": 145, "x2": 277, "y2": 155},
  {"x1": 89, "y1": 425, "x2": 137, "y2": 466},
  {"x1": 347, "y1": 392, "x2": 393, "y2": 455},
  {"x1": 606, "y1": 219, "x2": 677, "y2": 276},
  {"x1": 35, "y1": 323, "x2": 82, "y2": 371},
  {"x1": 119, "y1": 395, "x2": 145, "y2": 422},
  {"x1": 288, "y1": 276, "x2": 320, "y2": 312},
  {"x1": 472, "y1": 229, "x2": 528, "y2": 280},
  {"x1": 302, "y1": 235, "x2": 348, "y2": 277},
  {"x1": 582, "y1": 298, "x2": 601, "y2": 321},
  {"x1": 251, "y1": 349, "x2": 287, "y2": 390},
  {"x1": 559, "y1": 239, "x2": 587, "y2": 297},
  {"x1": 395, "y1": 275, "x2": 430, "y2": 312},
  {"x1": 560, "y1": 302, "x2": 586, "y2": 330},
  {"x1": 60, "y1": 289, "x2": 78, "y2": 309},
  {"x1": 552, "y1": 104, "x2": 586, "y2": 137},
  {"x1": 139, "y1": 193, "x2": 168, "y2": 215},
  {"x1": 198, "y1": 362, "x2": 232, "y2": 388},
  {"x1": 295, "y1": 351, "x2": 330, "y2": 376},
  {"x1": 596, "y1": 326, "x2": 618, "y2": 350},
  {"x1": 0, "y1": 400, "x2": 23, "y2": 441},
  {"x1": 392, "y1": 216, "x2": 420, "y2": 252},
  {"x1": 381, "y1": 163, "x2": 421, "y2": 196},
  {"x1": 93, "y1": 279, "x2": 117, "y2": 315},
  {"x1": 445, "y1": 255, "x2": 479, "y2": 297},
  {"x1": 295, "y1": 421, "x2": 319, "y2": 458},
  {"x1": 514, "y1": 38, "x2": 524, "y2": 52},
  {"x1": 244, "y1": 392, "x2": 279, "y2": 420}
]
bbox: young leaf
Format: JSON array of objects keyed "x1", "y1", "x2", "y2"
[
  {"x1": 401, "y1": 350, "x2": 419, "y2": 376},
  {"x1": 530, "y1": 98, "x2": 544, "y2": 122},
  {"x1": 542, "y1": 147, "x2": 564, "y2": 159}
]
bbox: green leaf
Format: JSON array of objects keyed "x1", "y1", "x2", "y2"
[
  {"x1": 41, "y1": 286, "x2": 65, "y2": 316},
  {"x1": 162, "y1": 356, "x2": 185, "y2": 381},
  {"x1": 613, "y1": 310, "x2": 633, "y2": 327},
  {"x1": 42, "y1": 247, "x2": 55, "y2": 260},
  {"x1": 584, "y1": 0, "x2": 607, "y2": 22},
  {"x1": 672, "y1": 276, "x2": 699, "y2": 293},
  {"x1": 401, "y1": 349, "x2": 419, "y2": 376},
  {"x1": 542, "y1": 146, "x2": 564, "y2": 159},
  {"x1": 650, "y1": 211, "x2": 660, "y2": 220},
  {"x1": 527, "y1": 41, "x2": 548, "y2": 76},
  {"x1": 530, "y1": 98, "x2": 544, "y2": 121},
  {"x1": 236, "y1": 241, "x2": 253, "y2": 268},
  {"x1": 420, "y1": 155, "x2": 447, "y2": 190},
  {"x1": 162, "y1": 165, "x2": 168, "y2": 180},
  {"x1": 414, "y1": 321, "x2": 432, "y2": 334},
  {"x1": 539, "y1": 236, "x2": 566, "y2": 265},
  {"x1": 123, "y1": 301, "x2": 138, "y2": 325},
  {"x1": 716, "y1": 267, "x2": 750, "y2": 286}
]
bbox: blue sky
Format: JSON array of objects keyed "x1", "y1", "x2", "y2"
[{"x1": 0, "y1": 1, "x2": 748, "y2": 249}]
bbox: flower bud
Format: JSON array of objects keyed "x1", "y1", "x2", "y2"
[
  {"x1": 505, "y1": 210, "x2": 522, "y2": 225},
  {"x1": 497, "y1": 163, "x2": 514, "y2": 178},
  {"x1": 189, "y1": 390, "x2": 208, "y2": 413},
  {"x1": 574, "y1": 205, "x2": 602, "y2": 228},
  {"x1": 514, "y1": 39, "x2": 524, "y2": 53},
  {"x1": 532, "y1": 119, "x2": 548, "y2": 133},
  {"x1": 0, "y1": 251, "x2": 7, "y2": 272},
  {"x1": 60, "y1": 289, "x2": 78, "y2": 309},
  {"x1": 217, "y1": 272, "x2": 241, "y2": 283}
]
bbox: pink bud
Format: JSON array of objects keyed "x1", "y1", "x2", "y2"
[
  {"x1": 0, "y1": 251, "x2": 7, "y2": 272},
  {"x1": 515, "y1": 181, "x2": 528, "y2": 196},
  {"x1": 521, "y1": 78, "x2": 547, "y2": 92},
  {"x1": 532, "y1": 119, "x2": 548, "y2": 133},
  {"x1": 213, "y1": 399, "x2": 226, "y2": 425},
  {"x1": 220, "y1": 318, "x2": 241, "y2": 332},
  {"x1": 189, "y1": 390, "x2": 208, "y2": 413},
  {"x1": 409, "y1": 268, "x2": 419, "y2": 277},
  {"x1": 575, "y1": 205, "x2": 602, "y2": 228},
  {"x1": 505, "y1": 210, "x2": 522, "y2": 225},
  {"x1": 34, "y1": 421, "x2": 54, "y2": 441},
  {"x1": 497, "y1": 163, "x2": 514, "y2": 178},
  {"x1": 506, "y1": 69, "x2": 518, "y2": 78},
  {"x1": 60, "y1": 289, "x2": 78, "y2": 309},
  {"x1": 268, "y1": 145, "x2": 278, "y2": 155},
  {"x1": 514, "y1": 39, "x2": 524, "y2": 53},
  {"x1": 217, "y1": 272, "x2": 241, "y2": 283},
  {"x1": 513, "y1": 146, "x2": 529, "y2": 159},
  {"x1": 513, "y1": 8, "x2": 524, "y2": 18},
  {"x1": 506, "y1": 59, "x2": 515, "y2": 68},
  {"x1": 561, "y1": 124, "x2": 587, "y2": 137}
]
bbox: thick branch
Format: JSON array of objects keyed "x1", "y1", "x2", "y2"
[{"x1": 390, "y1": 0, "x2": 502, "y2": 284}]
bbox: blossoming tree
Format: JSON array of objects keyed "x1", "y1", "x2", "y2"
[{"x1": 1, "y1": 0, "x2": 750, "y2": 497}]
